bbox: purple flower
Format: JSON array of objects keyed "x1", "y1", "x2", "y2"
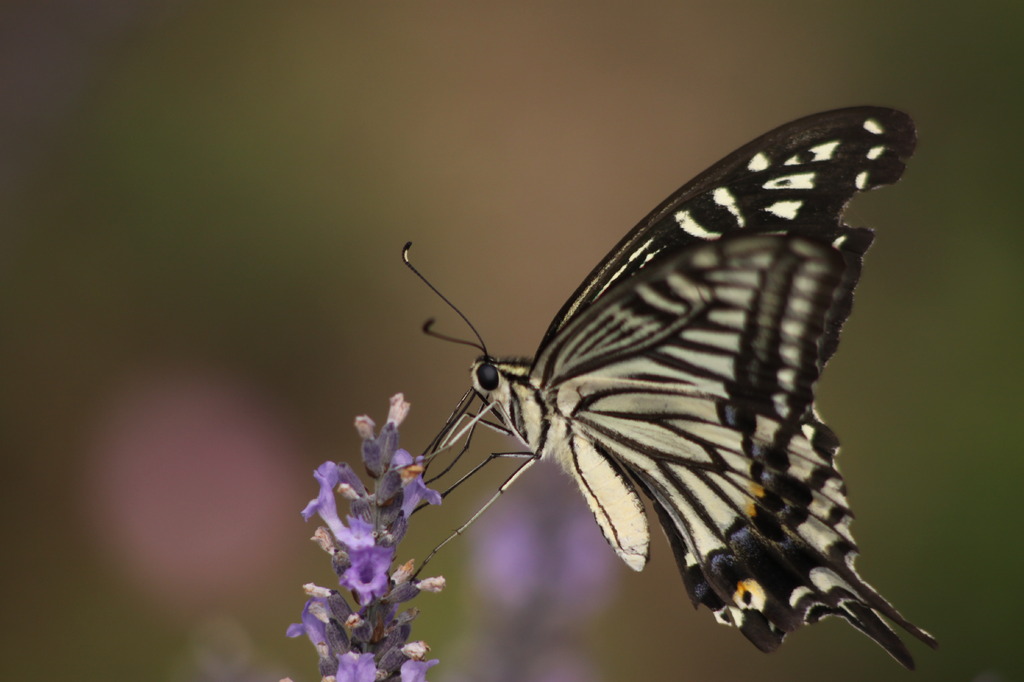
[
  {"x1": 446, "y1": 460, "x2": 618, "y2": 681},
  {"x1": 336, "y1": 651, "x2": 377, "y2": 682},
  {"x1": 393, "y1": 449, "x2": 442, "y2": 518},
  {"x1": 334, "y1": 515, "x2": 376, "y2": 551},
  {"x1": 472, "y1": 461, "x2": 616, "y2": 613},
  {"x1": 400, "y1": 658, "x2": 440, "y2": 682},
  {"x1": 286, "y1": 597, "x2": 327, "y2": 646},
  {"x1": 300, "y1": 462, "x2": 348, "y2": 541},
  {"x1": 342, "y1": 544, "x2": 395, "y2": 604}
]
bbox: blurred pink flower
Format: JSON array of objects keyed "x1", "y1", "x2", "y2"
[{"x1": 85, "y1": 369, "x2": 304, "y2": 614}]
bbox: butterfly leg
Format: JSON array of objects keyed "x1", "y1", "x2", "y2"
[
  {"x1": 414, "y1": 446, "x2": 533, "y2": 519},
  {"x1": 414, "y1": 452, "x2": 539, "y2": 577},
  {"x1": 424, "y1": 410, "x2": 485, "y2": 485},
  {"x1": 425, "y1": 404, "x2": 513, "y2": 484},
  {"x1": 422, "y1": 387, "x2": 476, "y2": 456},
  {"x1": 434, "y1": 407, "x2": 513, "y2": 452},
  {"x1": 431, "y1": 450, "x2": 536, "y2": 504}
]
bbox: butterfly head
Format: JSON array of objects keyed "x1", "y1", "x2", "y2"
[
  {"x1": 470, "y1": 355, "x2": 535, "y2": 444},
  {"x1": 470, "y1": 357, "x2": 514, "y2": 432},
  {"x1": 470, "y1": 356, "x2": 531, "y2": 403}
]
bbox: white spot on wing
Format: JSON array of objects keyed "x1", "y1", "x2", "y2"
[
  {"x1": 734, "y1": 579, "x2": 767, "y2": 611},
  {"x1": 595, "y1": 262, "x2": 630, "y2": 298},
  {"x1": 789, "y1": 297, "x2": 812, "y2": 316},
  {"x1": 747, "y1": 153, "x2": 770, "y2": 172},
  {"x1": 855, "y1": 171, "x2": 869, "y2": 189},
  {"x1": 773, "y1": 392, "x2": 790, "y2": 418},
  {"x1": 780, "y1": 344, "x2": 800, "y2": 367},
  {"x1": 675, "y1": 210, "x2": 719, "y2": 239},
  {"x1": 707, "y1": 308, "x2": 745, "y2": 330},
  {"x1": 665, "y1": 272, "x2": 701, "y2": 299},
  {"x1": 629, "y1": 237, "x2": 656, "y2": 263},
  {"x1": 867, "y1": 145, "x2": 885, "y2": 160},
  {"x1": 809, "y1": 140, "x2": 840, "y2": 161},
  {"x1": 810, "y1": 566, "x2": 854, "y2": 594},
  {"x1": 594, "y1": 237, "x2": 660, "y2": 299},
  {"x1": 682, "y1": 327, "x2": 741, "y2": 352},
  {"x1": 713, "y1": 284, "x2": 755, "y2": 309},
  {"x1": 763, "y1": 172, "x2": 816, "y2": 190},
  {"x1": 713, "y1": 187, "x2": 746, "y2": 227},
  {"x1": 863, "y1": 118, "x2": 884, "y2": 134},
  {"x1": 715, "y1": 606, "x2": 743, "y2": 626},
  {"x1": 764, "y1": 200, "x2": 802, "y2": 220},
  {"x1": 831, "y1": 234, "x2": 847, "y2": 249},
  {"x1": 789, "y1": 585, "x2": 813, "y2": 608},
  {"x1": 706, "y1": 268, "x2": 760, "y2": 287},
  {"x1": 660, "y1": 344, "x2": 736, "y2": 379}
]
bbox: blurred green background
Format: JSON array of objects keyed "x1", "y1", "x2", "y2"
[{"x1": 3, "y1": 1, "x2": 1021, "y2": 680}]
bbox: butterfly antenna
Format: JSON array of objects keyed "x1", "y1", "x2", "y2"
[
  {"x1": 403, "y1": 242, "x2": 489, "y2": 355},
  {"x1": 420, "y1": 319, "x2": 485, "y2": 352}
]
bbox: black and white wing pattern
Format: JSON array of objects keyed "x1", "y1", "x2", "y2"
[
  {"x1": 467, "y1": 108, "x2": 935, "y2": 668},
  {"x1": 540, "y1": 106, "x2": 916, "y2": 367}
]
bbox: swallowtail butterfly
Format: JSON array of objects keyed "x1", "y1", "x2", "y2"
[{"x1": 465, "y1": 108, "x2": 936, "y2": 667}]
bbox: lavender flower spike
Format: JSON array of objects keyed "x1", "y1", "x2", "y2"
[{"x1": 288, "y1": 394, "x2": 445, "y2": 682}]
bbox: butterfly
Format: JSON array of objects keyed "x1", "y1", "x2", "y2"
[{"x1": 457, "y1": 107, "x2": 936, "y2": 668}]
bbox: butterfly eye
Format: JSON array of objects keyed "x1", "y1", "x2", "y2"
[{"x1": 476, "y1": 363, "x2": 500, "y2": 391}]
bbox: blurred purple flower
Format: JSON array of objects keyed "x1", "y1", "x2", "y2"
[
  {"x1": 336, "y1": 652, "x2": 378, "y2": 682},
  {"x1": 300, "y1": 462, "x2": 348, "y2": 541},
  {"x1": 400, "y1": 658, "x2": 440, "y2": 682},
  {"x1": 285, "y1": 597, "x2": 327, "y2": 648},
  {"x1": 451, "y1": 460, "x2": 620, "y2": 682},
  {"x1": 473, "y1": 461, "x2": 617, "y2": 616}
]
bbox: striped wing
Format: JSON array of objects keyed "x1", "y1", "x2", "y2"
[
  {"x1": 538, "y1": 107, "x2": 916, "y2": 370},
  {"x1": 536, "y1": 234, "x2": 935, "y2": 666}
]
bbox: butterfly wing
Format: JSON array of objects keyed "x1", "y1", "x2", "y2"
[
  {"x1": 534, "y1": 234, "x2": 935, "y2": 667},
  {"x1": 537, "y1": 107, "x2": 916, "y2": 369}
]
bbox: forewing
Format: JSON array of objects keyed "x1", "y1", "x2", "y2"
[
  {"x1": 538, "y1": 107, "x2": 916, "y2": 368},
  {"x1": 536, "y1": 234, "x2": 839, "y2": 424}
]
